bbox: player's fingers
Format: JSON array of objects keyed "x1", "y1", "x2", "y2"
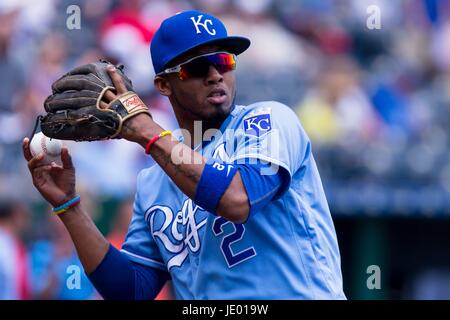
[
  {"x1": 32, "y1": 165, "x2": 53, "y2": 184},
  {"x1": 27, "y1": 153, "x2": 45, "y2": 171},
  {"x1": 99, "y1": 101, "x2": 109, "y2": 109},
  {"x1": 22, "y1": 137, "x2": 33, "y2": 161},
  {"x1": 34, "y1": 164, "x2": 53, "y2": 174},
  {"x1": 106, "y1": 65, "x2": 128, "y2": 95},
  {"x1": 103, "y1": 89, "x2": 116, "y2": 102},
  {"x1": 50, "y1": 161, "x2": 64, "y2": 171},
  {"x1": 61, "y1": 147, "x2": 74, "y2": 170}
]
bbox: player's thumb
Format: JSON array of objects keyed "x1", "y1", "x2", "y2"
[{"x1": 61, "y1": 146, "x2": 74, "y2": 169}]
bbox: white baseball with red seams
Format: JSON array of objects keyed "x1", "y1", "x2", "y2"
[{"x1": 29, "y1": 132, "x2": 63, "y2": 165}]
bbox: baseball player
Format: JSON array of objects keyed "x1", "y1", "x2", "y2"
[{"x1": 23, "y1": 10, "x2": 345, "y2": 299}]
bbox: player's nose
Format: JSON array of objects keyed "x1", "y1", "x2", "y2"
[{"x1": 205, "y1": 65, "x2": 223, "y2": 85}]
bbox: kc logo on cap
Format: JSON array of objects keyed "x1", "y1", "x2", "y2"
[{"x1": 190, "y1": 15, "x2": 216, "y2": 36}]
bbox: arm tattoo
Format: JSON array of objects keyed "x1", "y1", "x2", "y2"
[{"x1": 151, "y1": 146, "x2": 201, "y2": 184}]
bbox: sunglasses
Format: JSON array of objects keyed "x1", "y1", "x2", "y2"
[{"x1": 157, "y1": 52, "x2": 237, "y2": 80}]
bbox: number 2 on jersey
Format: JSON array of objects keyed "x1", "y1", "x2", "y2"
[{"x1": 212, "y1": 217, "x2": 256, "y2": 267}]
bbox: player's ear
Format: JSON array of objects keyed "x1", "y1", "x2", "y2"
[{"x1": 154, "y1": 76, "x2": 172, "y2": 97}]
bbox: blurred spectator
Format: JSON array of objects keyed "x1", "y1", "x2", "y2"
[
  {"x1": 28, "y1": 33, "x2": 68, "y2": 99},
  {"x1": 0, "y1": 200, "x2": 30, "y2": 299},
  {"x1": 221, "y1": 8, "x2": 309, "y2": 73},
  {"x1": 0, "y1": 8, "x2": 25, "y2": 113},
  {"x1": 100, "y1": 0, "x2": 158, "y2": 95},
  {"x1": 295, "y1": 56, "x2": 381, "y2": 146}
]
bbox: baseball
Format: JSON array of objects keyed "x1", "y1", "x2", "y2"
[{"x1": 29, "y1": 132, "x2": 63, "y2": 165}]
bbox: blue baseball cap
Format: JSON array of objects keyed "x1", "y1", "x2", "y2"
[{"x1": 150, "y1": 10, "x2": 251, "y2": 74}]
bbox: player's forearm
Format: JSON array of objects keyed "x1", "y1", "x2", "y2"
[
  {"x1": 58, "y1": 206, "x2": 109, "y2": 274},
  {"x1": 133, "y1": 121, "x2": 249, "y2": 222},
  {"x1": 137, "y1": 122, "x2": 206, "y2": 200}
]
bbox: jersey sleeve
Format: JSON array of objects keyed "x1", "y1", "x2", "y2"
[
  {"x1": 121, "y1": 170, "x2": 167, "y2": 271},
  {"x1": 230, "y1": 101, "x2": 311, "y2": 198},
  {"x1": 235, "y1": 159, "x2": 283, "y2": 217}
]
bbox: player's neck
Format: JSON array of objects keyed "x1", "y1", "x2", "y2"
[
  {"x1": 173, "y1": 111, "x2": 227, "y2": 149},
  {"x1": 178, "y1": 120, "x2": 224, "y2": 149}
]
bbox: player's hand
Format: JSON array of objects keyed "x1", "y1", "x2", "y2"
[
  {"x1": 104, "y1": 65, "x2": 154, "y2": 143},
  {"x1": 23, "y1": 137, "x2": 76, "y2": 208}
]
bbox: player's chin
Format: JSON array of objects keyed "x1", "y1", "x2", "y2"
[
  {"x1": 206, "y1": 101, "x2": 231, "y2": 117},
  {"x1": 200, "y1": 102, "x2": 231, "y2": 124}
]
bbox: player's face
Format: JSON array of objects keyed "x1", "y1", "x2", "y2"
[{"x1": 160, "y1": 46, "x2": 236, "y2": 125}]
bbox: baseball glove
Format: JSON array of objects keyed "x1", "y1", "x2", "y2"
[{"x1": 41, "y1": 60, "x2": 150, "y2": 141}]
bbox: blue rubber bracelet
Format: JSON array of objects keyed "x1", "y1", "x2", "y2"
[{"x1": 52, "y1": 195, "x2": 81, "y2": 213}]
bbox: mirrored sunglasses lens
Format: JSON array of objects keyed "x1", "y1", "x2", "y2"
[
  {"x1": 182, "y1": 57, "x2": 211, "y2": 78},
  {"x1": 179, "y1": 53, "x2": 236, "y2": 80},
  {"x1": 209, "y1": 53, "x2": 236, "y2": 66},
  {"x1": 208, "y1": 53, "x2": 236, "y2": 73}
]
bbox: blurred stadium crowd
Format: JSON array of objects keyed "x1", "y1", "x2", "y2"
[{"x1": 0, "y1": 0, "x2": 449, "y2": 299}]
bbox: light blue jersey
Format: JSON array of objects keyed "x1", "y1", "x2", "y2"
[{"x1": 122, "y1": 101, "x2": 346, "y2": 299}]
